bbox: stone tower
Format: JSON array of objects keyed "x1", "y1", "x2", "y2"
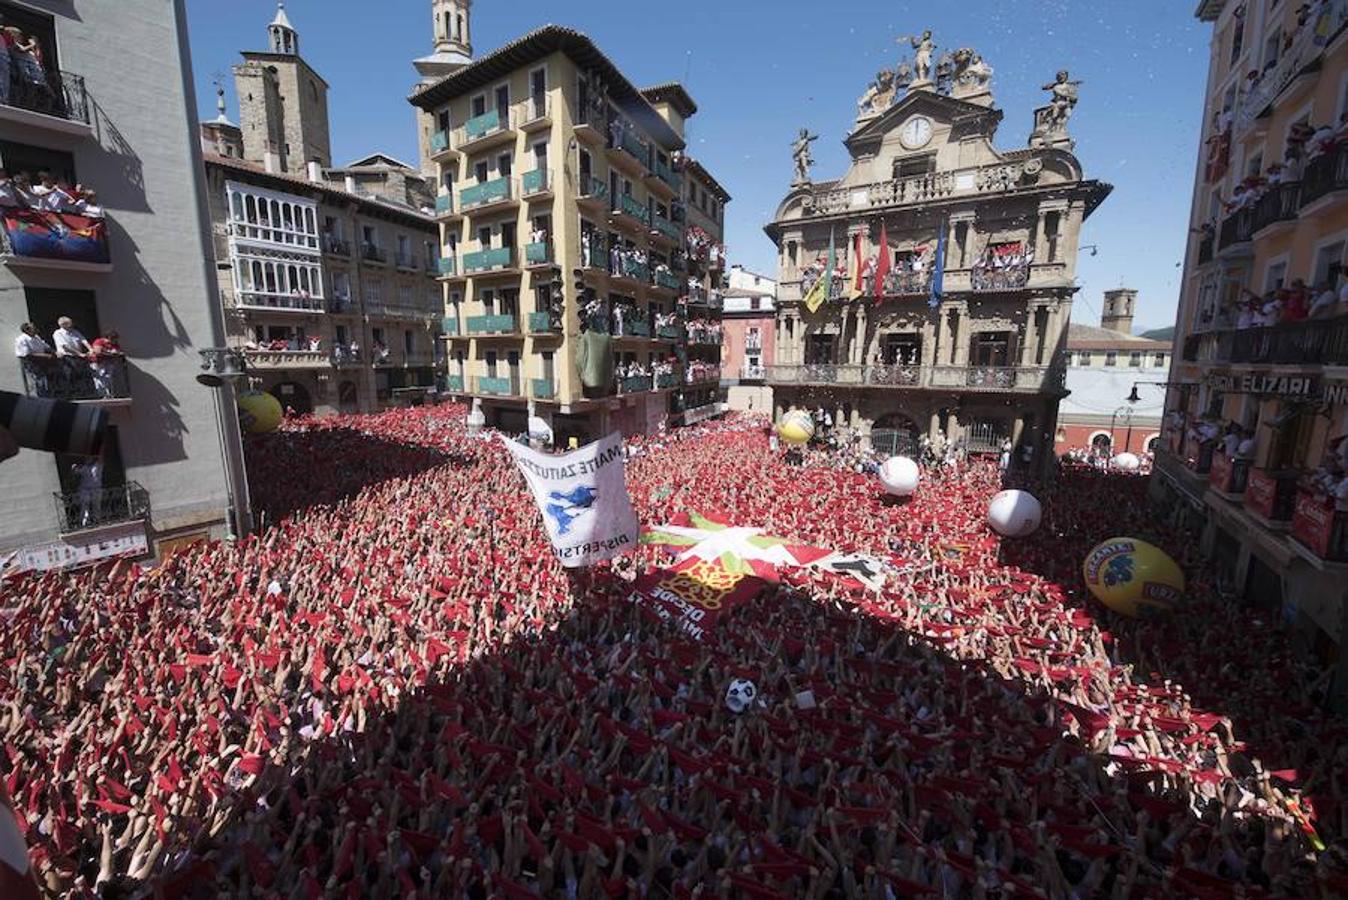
[
  {"x1": 413, "y1": 0, "x2": 474, "y2": 176},
  {"x1": 234, "y1": 2, "x2": 331, "y2": 176},
  {"x1": 1101, "y1": 288, "x2": 1137, "y2": 335}
]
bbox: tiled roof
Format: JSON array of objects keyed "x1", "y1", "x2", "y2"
[
  {"x1": 1067, "y1": 323, "x2": 1171, "y2": 350},
  {"x1": 640, "y1": 82, "x2": 698, "y2": 118},
  {"x1": 408, "y1": 25, "x2": 684, "y2": 151}
]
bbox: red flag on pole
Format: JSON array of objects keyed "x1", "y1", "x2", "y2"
[{"x1": 872, "y1": 220, "x2": 891, "y2": 304}]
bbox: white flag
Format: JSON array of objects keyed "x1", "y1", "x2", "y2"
[{"x1": 502, "y1": 432, "x2": 639, "y2": 568}]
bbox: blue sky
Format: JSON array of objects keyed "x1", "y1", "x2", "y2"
[{"x1": 186, "y1": 1, "x2": 1211, "y2": 333}]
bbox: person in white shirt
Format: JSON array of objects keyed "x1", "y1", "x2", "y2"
[
  {"x1": 52, "y1": 316, "x2": 91, "y2": 358},
  {"x1": 1309, "y1": 282, "x2": 1339, "y2": 318},
  {"x1": 73, "y1": 188, "x2": 103, "y2": 219},
  {"x1": 13, "y1": 322, "x2": 55, "y2": 396},
  {"x1": 1236, "y1": 431, "x2": 1256, "y2": 459}
]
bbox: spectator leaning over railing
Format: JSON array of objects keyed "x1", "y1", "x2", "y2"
[{"x1": 89, "y1": 331, "x2": 123, "y2": 399}]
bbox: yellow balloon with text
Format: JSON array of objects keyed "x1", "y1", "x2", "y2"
[
  {"x1": 777, "y1": 410, "x2": 815, "y2": 445},
  {"x1": 1081, "y1": 537, "x2": 1185, "y2": 618},
  {"x1": 237, "y1": 390, "x2": 283, "y2": 435}
]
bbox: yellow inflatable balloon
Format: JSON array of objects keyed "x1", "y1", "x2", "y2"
[
  {"x1": 237, "y1": 390, "x2": 283, "y2": 435},
  {"x1": 777, "y1": 410, "x2": 814, "y2": 445},
  {"x1": 1082, "y1": 537, "x2": 1185, "y2": 617}
]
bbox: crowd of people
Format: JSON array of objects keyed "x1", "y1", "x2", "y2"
[
  {"x1": 13, "y1": 317, "x2": 124, "y2": 400},
  {"x1": 685, "y1": 320, "x2": 721, "y2": 345},
  {"x1": 3, "y1": 405, "x2": 1348, "y2": 898}
]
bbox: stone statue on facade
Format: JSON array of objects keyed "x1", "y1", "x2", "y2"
[
  {"x1": 856, "y1": 69, "x2": 897, "y2": 120},
  {"x1": 1029, "y1": 69, "x2": 1081, "y2": 149},
  {"x1": 791, "y1": 128, "x2": 818, "y2": 186},
  {"x1": 1041, "y1": 70, "x2": 1080, "y2": 130},
  {"x1": 947, "y1": 48, "x2": 994, "y2": 103},
  {"x1": 902, "y1": 30, "x2": 936, "y2": 89}
]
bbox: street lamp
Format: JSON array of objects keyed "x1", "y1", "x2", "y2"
[
  {"x1": 198, "y1": 348, "x2": 254, "y2": 539},
  {"x1": 1110, "y1": 404, "x2": 1135, "y2": 455}
]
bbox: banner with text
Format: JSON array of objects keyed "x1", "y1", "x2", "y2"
[
  {"x1": 502, "y1": 432, "x2": 639, "y2": 568},
  {"x1": 628, "y1": 559, "x2": 766, "y2": 642}
]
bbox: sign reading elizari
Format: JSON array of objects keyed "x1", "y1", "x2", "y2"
[
  {"x1": 1204, "y1": 373, "x2": 1319, "y2": 398},
  {"x1": 502, "y1": 432, "x2": 639, "y2": 568}
]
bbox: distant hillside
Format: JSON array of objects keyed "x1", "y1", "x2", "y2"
[{"x1": 1139, "y1": 326, "x2": 1175, "y2": 341}]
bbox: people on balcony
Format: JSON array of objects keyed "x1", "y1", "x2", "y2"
[
  {"x1": 89, "y1": 331, "x2": 123, "y2": 399},
  {"x1": 13, "y1": 321, "x2": 55, "y2": 396},
  {"x1": 686, "y1": 319, "x2": 721, "y2": 344},
  {"x1": 1, "y1": 20, "x2": 52, "y2": 110}
]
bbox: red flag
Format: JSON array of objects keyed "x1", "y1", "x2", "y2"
[{"x1": 871, "y1": 220, "x2": 891, "y2": 304}]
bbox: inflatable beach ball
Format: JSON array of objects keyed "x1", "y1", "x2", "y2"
[
  {"x1": 879, "y1": 456, "x2": 920, "y2": 497},
  {"x1": 987, "y1": 489, "x2": 1042, "y2": 538},
  {"x1": 1111, "y1": 452, "x2": 1141, "y2": 472},
  {"x1": 777, "y1": 410, "x2": 814, "y2": 445},
  {"x1": 725, "y1": 678, "x2": 758, "y2": 714},
  {"x1": 237, "y1": 390, "x2": 283, "y2": 434},
  {"x1": 1082, "y1": 537, "x2": 1185, "y2": 617}
]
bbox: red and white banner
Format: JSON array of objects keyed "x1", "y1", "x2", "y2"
[{"x1": 627, "y1": 559, "x2": 765, "y2": 642}]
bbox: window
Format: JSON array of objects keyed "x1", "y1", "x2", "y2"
[
  {"x1": 404, "y1": 329, "x2": 413, "y2": 354},
  {"x1": 1104, "y1": 351, "x2": 1117, "y2": 367},
  {"x1": 1229, "y1": 14, "x2": 1244, "y2": 66},
  {"x1": 471, "y1": 94, "x2": 486, "y2": 117},
  {"x1": 1128, "y1": 351, "x2": 1143, "y2": 367},
  {"x1": 486, "y1": 349, "x2": 498, "y2": 377},
  {"x1": 497, "y1": 152, "x2": 512, "y2": 177},
  {"x1": 364, "y1": 280, "x2": 382, "y2": 305},
  {"x1": 335, "y1": 324, "x2": 348, "y2": 345},
  {"x1": 750, "y1": 297, "x2": 761, "y2": 311},
  {"x1": 1265, "y1": 260, "x2": 1288, "y2": 291},
  {"x1": 894, "y1": 155, "x2": 936, "y2": 179},
  {"x1": 1263, "y1": 29, "x2": 1281, "y2": 70},
  {"x1": 1314, "y1": 241, "x2": 1345, "y2": 286},
  {"x1": 332, "y1": 272, "x2": 350, "y2": 301},
  {"x1": 475, "y1": 160, "x2": 489, "y2": 182},
  {"x1": 970, "y1": 332, "x2": 1011, "y2": 366},
  {"x1": 372, "y1": 327, "x2": 385, "y2": 347},
  {"x1": 1154, "y1": 353, "x2": 1166, "y2": 367},
  {"x1": 400, "y1": 284, "x2": 414, "y2": 307},
  {"x1": 542, "y1": 350, "x2": 555, "y2": 381},
  {"x1": 480, "y1": 288, "x2": 495, "y2": 315}
]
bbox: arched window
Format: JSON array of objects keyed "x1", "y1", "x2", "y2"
[
  {"x1": 457, "y1": 14, "x2": 464, "y2": 40},
  {"x1": 245, "y1": 194, "x2": 257, "y2": 225},
  {"x1": 871, "y1": 412, "x2": 922, "y2": 458},
  {"x1": 230, "y1": 192, "x2": 244, "y2": 221},
  {"x1": 1090, "y1": 432, "x2": 1113, "y2": 453}
]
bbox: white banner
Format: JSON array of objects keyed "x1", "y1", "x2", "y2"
[{"x1": 501, "y1": 432, "x2": 639, "y2": 568}]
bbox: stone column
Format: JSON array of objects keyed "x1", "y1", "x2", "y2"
[
  {"x1": 1019, "y1": 304, "x2": 1039, "y2": 367},
  {"x1": 951, "y1": 307, "x2": 969, "y2": 366},
  {"x1": 850, "y1": 306, "x2": 868, "y2": 366}
]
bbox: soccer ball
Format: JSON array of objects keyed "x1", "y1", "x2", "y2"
[{"x1": 725, "y1": 678, "x2": 758, "y2": 714}]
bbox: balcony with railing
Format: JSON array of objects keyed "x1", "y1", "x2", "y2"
[
  {"x1": 1301, "y1": 145, "x2": 1348, "y2": 209},
  {"x1": 740, "y1": 363, "x2": 766, "y2": 380},
  {"x1": 767, "y1": 363, "x2": 1065, "y2": 392},
  {"x1": 652, "y1": 268, "x2": 681, "y2": 292},
  {"x1": 528, "y1": 310, "x2": 561, "y2": 334},
  {"x1": 1216, "y1": 317, "x2": 1348, "y2": 366},
  {"x1": 361, "y1": 244, "x2": 387, "y2": 265},
  {"x1": 619, "y1": 374, "x2": 654, "y2": 394},
  {"x1": 524, "y1": 241, "x2": 553, "y2": 267},
  {"x1": 806, "y1": 159, "x2": 1065, "y2": 217},
  {"x1": 434, "y1": 193, "x2": 456, "y2": 218},
  {"x1": 1292, "y1": 487, "x2": 1348, "y2": 564},
  {"x1": 657, "y1": 323, "x2": 685, "y2": 341},
  {"x1": 578, "y1": 175, "x2": 609, "y2": 207},
  {"x1": 243, "y1": 349, "x2": 332, "y2": 370},
  {"x1": 611, "y1": 125, "x2": 651, "y2": 172},
  {"x1": 517, "y1": 95, "x2": 552, "y2": 130},
  {"x1": 521, "y1": 168, "x2": 552, "y2": 198},
  {"x1": 612, "y1": 193, "x2": 651, "y2": 228},
  {"x1": 437, "y1": 256, "x2": 458, "y2": 278},
  {"x1": 1208, "y1": 452, "x2": 1251, "y2": 497},
  {"x1": 19, "y1": 356, "x2": 130, "y2": 404},
  {"x1": 1249, "y1": 182, "x2": 1302, "y2": 235},
  {"x1": 1244, "y1": 467, "x2": 1300, "y2": 526},
  {"x1": 971, "y1": 264, "x2": 1029, "y2": 293},
  {"x1": 0, "y1": 67, "x2": 91, "y2": 134},
  {"x1": 323, "y1": 234, "x2": 352, "y2": 257},
  {"x1": 611, "y1": 254, "x2": 649, "y2": 283},
  {"x1": 655, "y1": 159, "x2": 682, "y2": 192},
  {"x1": 53, "y1": 481, "x2": 149, "y2": 535},
  {"x1": 1196, "y1": 232, "x2": 1214, "y2": 266},
  {"x1": 460, "y1": 176, "x2": 514, "y2": 212},
  {"x1": 580, "y1": 233, "x2": 608, "y2": 271},
  {"x1": 652, "y1": 216, "x2": 682, "y2": 243},
  {"x1": 463, "y1": 246, "x2": 514, "y2": 273},
  {"x1": 531, "y1": 377, "x2": 556, "y2": 399},
  {"x1": 476, "y1": 375, "x2": 517, "y2": 396},
  {"x1": 231, "y1": 289, "x2": 327, "y2": 313},
  {"x1": 444, "y1": 374, "x2": 465, "y2": 392},
  {"x1": 441, "y1": 315, "x2": 460, "y2": 336},
  {"x1": 1234, "y1": 0, "x2": 1348, "y2": 134},
  {"x1": 1216, "y1": 208, "x2": 1254, "y2": 252},
  {"x1": 458, "y1": 108, "x2": 514, "y2": 150},
  {"x1": 466, "y1": 313, "x2": 519, "y2": 335},
  {"x1": 430, "y1": 128, "x2": 452, "y2": 157},
  {"x1": 685, "y1": 366, "x2": 722, "y2": 384},
  {"x1": 395, "y1": 251, "x2": 419, "y2": 271}
]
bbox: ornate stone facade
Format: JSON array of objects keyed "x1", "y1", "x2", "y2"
[{"x1": 765, "y1": 33, "x2": 1110, "y2": 464}]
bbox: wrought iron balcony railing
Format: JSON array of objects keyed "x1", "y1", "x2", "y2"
[{"x1": 53, "y1": 481, "x2": 149, "y2": 534}]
